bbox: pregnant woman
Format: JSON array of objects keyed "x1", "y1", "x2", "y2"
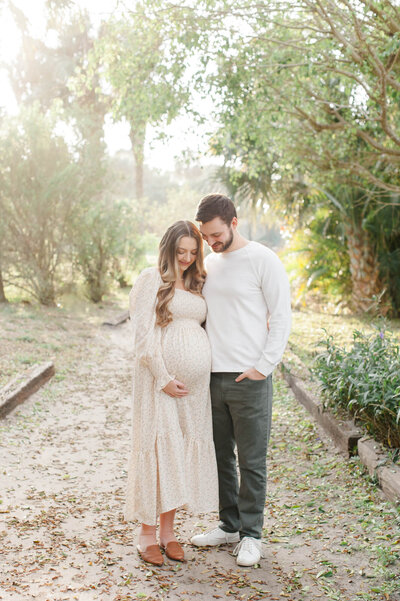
[{"x1": 125, "y1": 220, "x2": 218, "y2": 566}]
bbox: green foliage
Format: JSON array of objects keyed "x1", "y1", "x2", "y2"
[
  {"x1": 0, "y1": 104, "x2": 81, "y2": 305},
  {"x1": 0, "y1": 104, "x2": 145, "y2": 306},
  {"x1": 141, "y1": 185, "x2": 202, "y2": 239},
  {"x1": 364, "y1": 202, "x2": 400, "y2": 316},
  {"x1": 284, "y1": 207, "x2": 351, "y2": 305},
  {"x1": 3, "y1": 0, "x2": 399, "y2": 315},
  {"x1": 7, "y1": 4, "x2": 106, "y2": 147},
  {"x1": 1, "y1": 3, "x2": 150, "y2": 305},
  {"x1": 71, "y1": 195, "x2": 147, "y2": 303},
  {"x1": 197, "y1": 0, "x2": 400, "y2": 313},
  {"x1": 314, "y1": 324, "x2": 400, "y2": 448},
  {"x1": 86, "y1": 3, "x2": 191, "y2": 198}
]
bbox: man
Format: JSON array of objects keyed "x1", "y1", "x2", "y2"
[{"x1": 190, "y1": 194, "x2": 291, "y2": 567}]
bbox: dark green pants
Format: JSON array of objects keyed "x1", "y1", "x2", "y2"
[{"x1": 210, "y1": 372, "x2": 273, "y2": 540}]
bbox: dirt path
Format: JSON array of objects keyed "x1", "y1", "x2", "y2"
[{"x1": 1, "y1": 320, "x2": 399, "y2": 601}]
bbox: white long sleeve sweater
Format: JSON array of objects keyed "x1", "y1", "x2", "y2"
[{"x1": 203, "y1": 241, "x2": 291, "y2": 377}]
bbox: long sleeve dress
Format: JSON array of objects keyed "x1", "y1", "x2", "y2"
[{"x1": 125, "y1": 267, "x2": 218, "y2": 526}]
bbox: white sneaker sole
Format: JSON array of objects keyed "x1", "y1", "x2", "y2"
[
  {"x1": 236, "y1": 555, "x2": 261, "y2": 567},
  {"x1": 190, "y1": 532, "x2": 240, "y2": 547}
]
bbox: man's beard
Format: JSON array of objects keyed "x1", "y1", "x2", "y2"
[{"x1": 212, "y1": 228, "x2": 234, "y2": 253}]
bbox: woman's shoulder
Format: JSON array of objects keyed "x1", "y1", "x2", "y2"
[
  {"x1": 139, "y1": 266, "x2": 160, "y2": 280},
  {"x1": 129, "y1": 267, "x2": 160, "y2": 296}
]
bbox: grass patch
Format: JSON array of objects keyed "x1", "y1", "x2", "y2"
[
  {"x1": 0, "y1": 290, "x2": 130, "y2": 387},
  {"x1": 290, "y1": 310, "x2": 400, "y2": 368}
]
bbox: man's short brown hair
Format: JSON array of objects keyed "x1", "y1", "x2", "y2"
[{"x1": 195, "y1": 194, "x2": 237, "y2": 226}]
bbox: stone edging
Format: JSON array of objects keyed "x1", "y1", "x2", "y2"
[
  {"x1": 281, "y1": 364, "x2": 363, "y2": 456},
  {"x1": 102, "y1": 310, "x2": 130, "y2": 327},
  {"x1": 358, "y1": 437, "x2": 400, "y2": 505},
  {"x1": 0, "y1": 362, "x2": 55, "y2": 419},
  {"x1": 281, "y1": 362, "x2": 400, "y2": 505}
]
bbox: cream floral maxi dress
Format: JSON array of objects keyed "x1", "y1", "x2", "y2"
[{"x1": 125, "y1": 267, "x2": 218, "y2": 525}]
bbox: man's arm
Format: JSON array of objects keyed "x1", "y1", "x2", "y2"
[{"x1": 253, "y1": 251, "x2": 292, "y2": 378}]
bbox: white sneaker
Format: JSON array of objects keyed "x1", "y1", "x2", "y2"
[
  {"x1": 233, "y1": 537, "x2": 263, "y2": 566},
  {"x1": 190, "y1": 527, "x2": 240, "y2": 547}
]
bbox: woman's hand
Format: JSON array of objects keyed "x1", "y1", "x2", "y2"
[{"x1": 162, "y1": 379, "x2": 189, "y2": 397}]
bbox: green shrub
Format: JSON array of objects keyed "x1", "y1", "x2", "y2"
[{"x1": 313, "y1": 324, "x2": 400, "y2": 448}]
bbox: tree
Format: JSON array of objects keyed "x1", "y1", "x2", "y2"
[
  {"x1": 184, "y1": 0, "x2": 400, "y2": 194},
  {"x1": 71, "y1": 194, "x2": 147, "y2": 302},
  {"x1": 0, "y1": 105, "x2": 80, "y2": 305},
  {"x1": 0, "y1": 224, "x2": 8, "y2": 303},
  {"x1": 6, "y1": 1, "x2": 107, "y2": 165},
  {"x1": 88, "y1": 3, "x2": 191, "y2": 198},
  {"x1": 189, "y1": 0, "x2": 400, "y2": 313},
  {"x1": 0, "y1": 107, "x2": 8, "y2": 303}
]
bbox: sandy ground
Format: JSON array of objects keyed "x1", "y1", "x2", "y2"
[{"x1": 1, "y1": 318, "x2": 399, "y2": 601}]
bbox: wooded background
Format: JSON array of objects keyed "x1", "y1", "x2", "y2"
[{"x1": 0, "y1": 0, "x2": 399, "y2": 315}]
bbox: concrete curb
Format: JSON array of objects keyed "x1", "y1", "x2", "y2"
[
  {"x1": 102, "y1": 310, "x2": 129, "y2": 327},
  {"x1": 281, "y1": 362, "x2": 400, "y2": 505},
  {"x1": 0, "y1": 362, "x2": 55, "y2": 418},
  {"x1": 358, "y1": 437, "x2": 400, "y2": 505}
]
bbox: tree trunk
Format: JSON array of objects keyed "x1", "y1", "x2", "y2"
[
  {"x1": 0, "y1": 262, "x2": 7, "y2": 303},
  {"x1": 37, "y1": 272, "x2": 56, "y2": 306},
  {"x1": 345, "y1": 223, "x2": 389, "y2": 314},
  {"x1": 129, "y1": 124, "x2": 146, "y2": 200},
  {"x1": 111, "y1": 258, "x2": 128, "y2": 288},
  {"x1": 135, "y1": 158, "x2": 144, "y2": 200}
]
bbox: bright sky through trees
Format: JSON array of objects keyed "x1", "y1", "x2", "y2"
[{"x1": 0, "y1": 0, "x2": 216, "y2": 171}]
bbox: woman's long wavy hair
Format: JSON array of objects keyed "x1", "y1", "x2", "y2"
[{"x1": 156, "y1": 220, "x2": 205, "y2": 327}]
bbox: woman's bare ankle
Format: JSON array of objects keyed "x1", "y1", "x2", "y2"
[
  {"x1": 138, "y1": 524, "x2": 157, "y2": 550},
  {"x1": 159, "y1": 531, "x2": 177, "y2": 547},
  {"x1": 159, "y1": 509, "x2": 177, "y2": 547}
]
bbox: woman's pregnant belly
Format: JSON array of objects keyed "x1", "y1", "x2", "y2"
[{"x1": 162, "y1": 320, "x2": 211, "y2": 389}]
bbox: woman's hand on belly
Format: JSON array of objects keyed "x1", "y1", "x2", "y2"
[{"x1": 162, "y1": 379, "x2": 189, "y2": 398}]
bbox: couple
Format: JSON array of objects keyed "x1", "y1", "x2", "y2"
[{"x1": 125, "y1": 194, "x2": 291, "y2": 568}]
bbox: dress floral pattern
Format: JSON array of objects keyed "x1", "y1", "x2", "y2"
[{"x1": 125, "y1": 267, "x2": 218, "y2": 525}]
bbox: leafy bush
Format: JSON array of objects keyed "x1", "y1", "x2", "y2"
[
  {"x1": 313, "y1": 324, "x2": 400, "y2": 448},
  {"x1": 284, "y1": 206, "x2": 351, "y2": 307},
  {"x1": 0, "y1": 105, "x2": 81, "y2": 305},
  {"x1": 71, "y1": 196, "x2": 147, "y2": 303}
]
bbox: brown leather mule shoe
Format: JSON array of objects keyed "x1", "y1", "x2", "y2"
[
  {"x1": 161, "y1": 541, "x2": 185, "y2": 562},
  {"x1": 136, "y1": 544, "x2": 163, "y2": 566}
]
